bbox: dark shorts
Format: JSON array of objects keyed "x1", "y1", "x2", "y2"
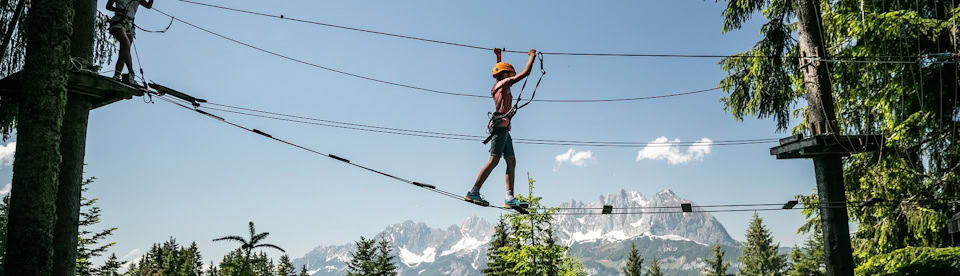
[{"x1": 489, "y1": 128, "x2": 514, "y2": 157}]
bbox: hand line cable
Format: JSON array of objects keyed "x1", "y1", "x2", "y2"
[
  {"x1": 156, "y1": 95, "x2": 515, "y2": 212},
  {"x1": 146, "y1": 8, "x2": 740, "y2": 103},
  {"x1": 197, "y1": 105, "x2": 778, "y2": 147},
  {"x1": 176, "y1": 0, "x2": 940, "y2": 62},
  {"x1": 200, "y1": 101, "x2": 780, "y2": 146}
]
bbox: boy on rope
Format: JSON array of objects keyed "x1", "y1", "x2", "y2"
[
  {"x1": 465, "y1": 48, "x2": 537, "y2": 208},
  {"x1": 106, "y1": 0, "x2": 154, "y2": 85}
]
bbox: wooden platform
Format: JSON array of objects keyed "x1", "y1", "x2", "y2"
[
  {"x1": 0, "y1": 70, "x2": 144, "y2": 109},
  {"x1": 770, "y1": 134, "x2": 885, "y2": 159}
]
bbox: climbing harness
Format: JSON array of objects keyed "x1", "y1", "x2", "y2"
[
  {"x1": 483, "y1": 52, "x2": 546, "y2": 144},
  {"x1": 134, "y1": 16, "x2": 174, "y2": 33}
]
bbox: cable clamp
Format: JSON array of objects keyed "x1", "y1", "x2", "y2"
[
  {"x1": 412, "y1": 182, "x2": 436, "y2": 189},
  {"x1": 328, "y1": 154, "x2": 350, "y2": 163},
  {"x1": 252, "y1": 129, "x2": 273, "y2": 138},
  {"x1": 195, "y1": 109, "x2": 225, "y2": 121}
]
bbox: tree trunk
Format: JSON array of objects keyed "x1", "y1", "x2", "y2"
[
  {"x1": 51, "y1": 0, "x2": 95, "y2": 275},
  {"x1": 795, "y1": 0, "x2": 854, "y2": 275},
  {"x1": 2, "y1": 0, "x2": 74, "y2": 275},
  {"x1": 797, "y1": 0, "x2": 839, "y2": 135}
]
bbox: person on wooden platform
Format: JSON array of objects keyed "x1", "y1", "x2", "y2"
[
  {"x1": 465, "y1": 48, "x2": 537, "y2": 208},
  {"x1": 106, "y1": 0, "x2": 154, "y2": 85}
]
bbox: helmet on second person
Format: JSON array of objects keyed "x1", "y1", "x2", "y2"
[{"x1": 491, "y1": 62, "x2": 515, "y2": 78}]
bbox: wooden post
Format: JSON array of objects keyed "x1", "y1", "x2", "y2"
[
  {"x1": 52, "y1": 0, "x2": 95, "y2": 275},
  {"x1": 795, "y1": 0, "x2": 854, "y2": 275}
]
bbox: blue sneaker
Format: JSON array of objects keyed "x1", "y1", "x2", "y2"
[
  {"x1": 464, "y1": 192, "x2": 489, "y2": 206},
  {"x1": 504, "y1": 198, "x2": 529, "y2": 208}
]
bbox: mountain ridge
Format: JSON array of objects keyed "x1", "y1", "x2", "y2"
[{"x1": 293, "y1": 189, "x2": 743, "y2": 275}]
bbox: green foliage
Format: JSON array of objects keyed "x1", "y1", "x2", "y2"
[
  {"x1": 645, "y1": 256, "x2": 663, "y2": 276},
  {"x1": 719, "y1": 0, "x2": 960, "y2": 260},
  {"x1": 77, "y1": 177, "x2": 118, "y2": 276},
  {"x1": 483, "y1": 217, "x2": 515, "y2": 275},
  {"x1": 704, "y1": 244, "x2": 729, "y2": 276},
  {"x1": 346, "y1": 236, "x2": 375, "y2": 275},
  {"x1": 297, "y1": 265, "x2": 309, "y2": 276},
  {"x1": 211, "y1": 221, "x2": 285, "y2": 276},
  {"x1": 346, "y1": 236, "x2": 397, "y2": 276},
  {"x1": 718, "y1": 0, "x2": 801, "y2": 131},
  {"x1": 275, "y1": 255, "x2": 296, "y2": 276},
  {"x1": 373, "y1": 237, "x2": 398, "y2": 276},
  {"x1": 485, "y1": 176, "x2": 586, "y2": 276},
  {"x1": 99, "y1": 253, "x2": 122, "y2": 275},
  {"x1": 1, "y1": 177, "x2": 122, "y2": 276},
  {"x1": 738, "y1": 214, "x2": 786, "y2": 276},
  {"x1": 855, "y1": 246, "x2": 960, "y2": 275},
  {"x1": 622, "y1": 242, "x2": 643, "y2": 276},
  {"x1": 0, "y1": 195, "x2": 8, "y2": 276},
  {"x1": 125, "y1": 238, "x2": 203, "y2": 276},
  {"x1": 786, "y1": 232, "x2": 824, "y2": 276}
]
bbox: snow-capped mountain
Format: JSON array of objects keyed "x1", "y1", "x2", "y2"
[
  {"x1": 555, "y1": 189, "x2": 739, "y2": 247},
  {"x1": 293, "y1": 190, "x2": 741, "y2": 275}
]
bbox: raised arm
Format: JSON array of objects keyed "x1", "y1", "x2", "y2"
[
  {"x1": 506, "y1": 49, "x2": 537, "y2": 84},
  {"x1": 105, "y1": 0, "x2": 120, "y2": 12},
  {"x1": 140, "y1": 0, "x2": 154, "y2": 9}
]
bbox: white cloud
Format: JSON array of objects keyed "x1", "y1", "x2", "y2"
[
  {"x1": 636, "y1": 137, "x2": 714, "y2": 165},
  {"x1": 0, "y1": 142, "x2": 14, "y2": 166},
  {"x1": 0, "y1": 183, "x2": 9, "y2": 195},
  {"x1": 555, "y1": 148, "x2": 594, "y2": 167}
]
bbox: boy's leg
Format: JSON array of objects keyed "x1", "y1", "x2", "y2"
[
  {"x1": 110, "y1": 28, "x2": 130, "y2": 76},
  {"x1": 124, "y1": 32, "x2": 135, "y2": 77},
  {"x1": 471, "y1": 155, "x2": 500, "y2": 193},
  {"x1": 504, "y1": 155, "x2": 516, "y2": 199}
]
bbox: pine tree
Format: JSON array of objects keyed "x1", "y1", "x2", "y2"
[
  {"x1": 97, "y1": 253, "x2": 121, "y2": 276},
  {"x1": 646, "y1": 256, "x2": 663, "y2": 276},
  {"x1": 486, "y1": 175, "x2": 586, "y2": 275},
  {"x1": 738, "y1": 214, "x2": 786, "y2": 276},
  {"x1": 276, "y1": 254, "x2": 296, "y2": 276},
  {"x1": 622, "y1": 241, "x2": 643, "y2": 276},
  {"x1": 482, "y1": 217, "x2": 513, "y2": 276},
  {"x1": 0, "y1": 195, "x2": 8, "y2": 276},
  {"x1": 76, "y1": 177, "x2": 117, "y2": 276},
  {"x1": 703, "y1": 244, "x2": 729, "y2": 276},
  {"x1": 207, "y1": 261, "x2": 219, "y2": 276},
  {"x1": 298, "y1": 265, "x2": 310, "y2": 276},
  {"x1": 179, "y1": 242, "x2": 203, "y2": 276},
  {"x1": 372, "y1": 237, "x2": 397, "y2": 276},
  {"x1": 346, "y1": 236, "x2": 376, "y2": 275},
  {"x1": 786, "y1": 232, "x2": 824, "y2": 276}
]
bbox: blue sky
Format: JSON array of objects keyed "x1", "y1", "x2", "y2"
[{"x1": 1, "y1": 0, "x2": 822, "y2": 266}]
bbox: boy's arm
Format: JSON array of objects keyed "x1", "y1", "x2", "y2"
[
  {"x1": 105, "y1": 0, "x2": 119, "y2": 12},
  {"x1": 506, "y1": 49, "x2": 537, "y2": 84},
  {"x1": 140, "y1": 0, "x2": 154, "y2": 9}
]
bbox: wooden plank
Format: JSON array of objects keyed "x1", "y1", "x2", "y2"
[
  {"x1": 0, "y1": 71, "x2": 143, "y2": 110},
  {"x1": 770, "y1": 134, "x2": 884, "y2": 159},
  {"x1": 148, "y1": 83, "x2": 205, "y2": 106}
]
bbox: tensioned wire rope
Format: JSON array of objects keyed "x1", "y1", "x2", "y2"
[
  {"x1": 157, "y1": 95, "x2": 960, "y2": 216},
  {"x1": 148, "y1": 7, "x2": 726, "y2": 103},
  {"x1": 195, "y1": 100, "x2": 780, "y2": 147},
  {"x1": 174, "y1": 0, "x2": 959, "y2": 63},
  {"x1": 155, "y1": 94, "x2": 520, "y2": 213}
]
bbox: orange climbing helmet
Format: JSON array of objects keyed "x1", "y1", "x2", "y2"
[{"x1": 492, "y1": 62, "x2": 515, "y2": 78}]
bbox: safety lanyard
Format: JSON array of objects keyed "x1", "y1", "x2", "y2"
[{"x1": 514, "y1": 52, "x2": 546, "y2": 110}]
